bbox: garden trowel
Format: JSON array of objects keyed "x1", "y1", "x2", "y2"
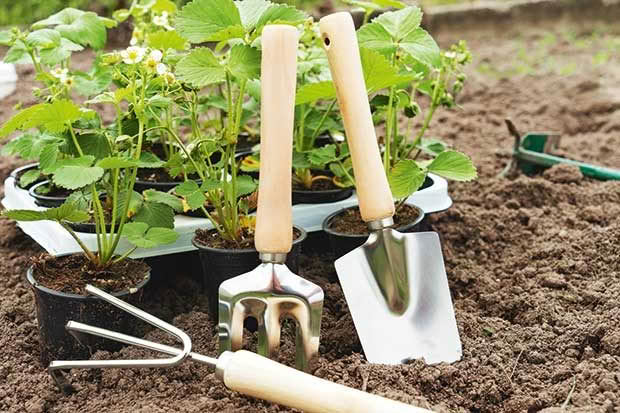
[
  {"x1": 502, "y1": 119, "x2": 620, "y2": 180},
  {"x1": 217, "y1": 25, "x2": 323, "y2": 372},
  {"x1": 319, "y1": 12, "x2": 462, "y2": 365}
]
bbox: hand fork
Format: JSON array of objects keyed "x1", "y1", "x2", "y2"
[
  {"x1": 217, "y1": 25, "x2": 324, "y2": 372},
  {"x1": 48, "y1": 284, "x2": 431, "y2": 413}
]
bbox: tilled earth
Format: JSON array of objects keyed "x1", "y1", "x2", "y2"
[{"x1": 1, "y1": 14, "x2": 620, "y2": 413}]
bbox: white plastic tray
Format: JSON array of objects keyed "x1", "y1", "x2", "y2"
[
  {"x1": 0, "y1": 62, "x2": 17, "y2": 100},
  {"x1": 1, "y1": 173, "x2": 451, "y2": 258}
]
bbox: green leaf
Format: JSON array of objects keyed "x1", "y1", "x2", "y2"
[
  {"x1": 174, "y1": 180, "x2": 206, "y2": 210},
  {"x1": 49, "y1": 201, "x2": 91, "y2": 222},
  {"x1": 292, "y1": 151, "x2": 311, "y2": 169},
  {"x1": 123, "y1": 222, "x2": 179, "y2": 248},
  {"x1": 400, "y1": 28, "x2": 440, "y2": 68},
  {"x1": 139, "y1": 152, "x2": 166, "y2": 168},
  {"x1": 176, "y1": 48, "x2": 226, "y2": 87},
  {"x1": 308, "y1": 144, "x2": 337, "y2": 167},
  {"x1": 73, "y1": 133, "x2": 111, "y2": 160},
  {"x1": 153, "y1": 0, "x2": 177, "y2": 14},
  {"x1": 388, "y1": 159, "x2": 427, "y2": 199},
  {"x1": 53, "y1": 165, "x2": 104, "y2": 190},
  {"x1": 33, "y1": 8, "x2": 109, "y2": 50},
  {"x1": 427, "y1": 151, "x2": 477, "y2": 181},
  {"x1": 361, "y1": 48, "x2": 415, "y2": 93},
  {"x1": 0, "y1": 30, "x2": 12, "y2": 46},
  {"x1": 133, "y1": 202, "x2": 175, "y2": 229},
  {"x1": 236, "y1": 0, "x2": 271, "y2": 30},
  {"x1": 74, "y1": 65, "x2": 113, "y2": 97},
  {"x1": 357, "y1": 22, "x2": 395, "y2": 55},
  {"x1": 143, "y1": 189, "x2": 183, "y2": 213},
  {"x1": 176, "y1": 0, "x2": 243, "y2": 43},
  {"x1": 39, "y1": 144, "x2": 60, "y2": 173},
  {"x1": 3, "y1": 202, "x2": 89, "y2": 223},
  {"x1": 147, "y1": 30, "x2": 188, "y2": 51},
  {"x1": 254, "y1": 4, "x2": 307, "y2": 30},
  {"x1": 3, "y1": 41, "x2": 31, "y2": 64},
  {"x1": 236, "y1": 174, "x2": 257, "y2": 198},
  {"x1": 25, "y1": 29, "x2": 61, "y2": 49},
  {"x1": 373, "y1": 6, "x2": 422, "y2": 40},
  {"x1": 19, "y1": 169, "x2": 42, "y2": 187},
  {"x1": 96, "y1": 156, "x2": 140, "y2": 169},
  {"x1": 0, "y1": 104, "x2": 46, "y2": 138},
  {"x1": 40, "y1": 38, "x2": 84, "y2": 66},
  {"x1": 117, "y1": 190, "x2": 143, "y2": 220},
  {"x1": 38, "y1": 99, "x2": 82, "y2": 133},
  {"x1": 295, "y1": 81, "x2": 336, "y2": 105},
  {"x1": 3, "y1": 209, "x2": 48, "y2": 222},
  {"x1": 228, "y1": 44, "x2": 260, "y2": 80}
]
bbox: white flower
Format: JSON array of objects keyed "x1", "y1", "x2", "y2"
[
  {"x1": 156, "y1": 63, "x2": 168, "y2": 76},
  {"x1": 149, "y1": 49, "x2": 163, "y2": 63},
  {"x1": 130, "y1": 36, "x2": 138, "y2": 46},
  {"x1": 153, "y1": 12, "x2": 173, "y2": 31},
  {"x1": 62, "y1": 76, "x2": 74, "y2": 89},
  {"x1": 51, "y1": 68, "x2": 68, "y2": 79},
  {"x1": 144, "y1": 50, "x2": 164, "y2": 72},
  {"x1": 121, "y1": 46, "x2": 146, "y2": 65},
  {"x1": 163, "y1": 71, "x2": 175, "y2": 84}
]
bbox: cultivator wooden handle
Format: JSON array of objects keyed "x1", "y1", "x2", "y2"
[
  {"x1": 320, "y1": 12, "x2": 395, "y2": 223},
  {"x1": 220, "y1": 350, "x2": 431, "y2": 413},
  {"x1": 255, "y1": 25, "x2": 298, "y2": 254}
]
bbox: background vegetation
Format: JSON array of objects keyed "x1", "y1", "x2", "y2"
[{"x1": 0, "y1": 0, "x2": 513, "y2": 27}]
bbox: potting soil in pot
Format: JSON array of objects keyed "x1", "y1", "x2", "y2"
[{"x1": 2, "y1": 15, "x2": 620, "y2": 413}]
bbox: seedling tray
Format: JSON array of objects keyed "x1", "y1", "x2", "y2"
[{"x1": 1, "y1": 173, "x2": 451, "y2": 258}]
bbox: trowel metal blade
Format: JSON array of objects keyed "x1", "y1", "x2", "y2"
[{"x1": 335, "y1": 231, "x2": 462, "y2": 365}]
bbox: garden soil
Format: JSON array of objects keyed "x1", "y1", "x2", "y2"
[{"x1": 1, "y1": 17, "x2": 620, "y2": 413}]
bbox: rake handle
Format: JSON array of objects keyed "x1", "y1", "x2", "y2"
[
  {"x1": 221, "y1": 350, "x2": 431, "y2": 413},
  {"x1": 254, "y1": 25, "x2": 298, "y2": 254},
  {"x1": 319, "y1": 12, "x2": 395, "y2": 223}
]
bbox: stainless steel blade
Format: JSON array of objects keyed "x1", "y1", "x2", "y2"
[
  {"x1": 218, "y1": 263, "x2": 324, "y2": 371},
  {"x1": 335, "y1": 231, "x2": 462, "y2": 365}
]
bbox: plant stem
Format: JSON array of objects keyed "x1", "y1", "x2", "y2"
[
  {"x1": 111, "y1": 246, "x2": 138, "y2": 264},
  {"x1": 60, "y1": 222, "x2": 98, "y2": 263},
  {"x1": 384, "y1": 85, "x2": 395, "y2": 174},
  {"x1": 309, "y1": 99, "x2": 337, "y2": 147}
]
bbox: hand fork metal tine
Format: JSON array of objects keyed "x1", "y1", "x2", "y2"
[{"x1": 49, "y1": 284, "x2": 193, "y2": 393}]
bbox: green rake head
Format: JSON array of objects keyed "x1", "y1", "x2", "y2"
[{"x1": 501, "y1": 119, "x2": 620, "y2": 180}]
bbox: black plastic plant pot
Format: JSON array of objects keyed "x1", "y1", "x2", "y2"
[
  {"x1": 10, "y1": 162, "x2": 41, "y2": 190},
  {"x1": 192, "y1": 226, "x2": 307, "y2": 321},
  {"x1": 322, "y1": 205, "x2": 427, "y2": 259},
  {"x1": 133, "y1": 177, "x2": 202, "y2": 194},
  {"x1": 26, "y1": 263, "x2": 150, "y2": 366},
  {"x1": 29, "y1": 180, "x2": 71, "y2": 208},
  {"x1": 292, "y1": 185, "x2": 354, "y2": 205},
  {"x1": 65, "y1": 221, "x2": 119, "y2": 234}
]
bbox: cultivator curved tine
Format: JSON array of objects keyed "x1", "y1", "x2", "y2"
[{"x1": 48, "y1": 284, "x2": 193, "y2": 394}]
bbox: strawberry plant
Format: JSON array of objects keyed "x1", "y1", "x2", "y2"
[
  {"x1": 0, "y1": 7, "x2": 179, "y2": 269},
  {"x1": 357, "y1": 6, "x2": 477, "y2": 201},
  {"x1": 167, "y1": 0, "x2": 307, "y2": 244}
]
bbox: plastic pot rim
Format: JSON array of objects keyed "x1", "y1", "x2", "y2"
[
  {"x1": 191, "y1": 225, "x2": 308, "y2": 255},
  {"x1": 322, "y1": 204, "x2": 426, "y2": 238},
  {"x1": 26, "y1": 255, "x2": 151, "y2": 300}
]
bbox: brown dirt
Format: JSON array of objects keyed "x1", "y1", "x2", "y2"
[
  {"x1": 194, "y1": 227, "x2": 302, "y2": 250},
  {"x1": 30, "y1": 254, "x2": 150, "y2": 296},
  {"x1": 328, "y1": 204, "x2": 423, "y2": 235},
  {"x1": 1, "y1": 15, "x2": 620, "y2": 413}
]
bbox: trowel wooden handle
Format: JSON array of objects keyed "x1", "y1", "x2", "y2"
[
  {"x1": 255, "y1": 25, "x2": 298, "y2": 254},
  {"x1": 222, "y1": 350, "x2": 431, "y2": 413},
  {"x1": 319, "y1": 12, "x2": 395, "y2": 223}
]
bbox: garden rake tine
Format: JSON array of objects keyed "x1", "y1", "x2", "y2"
[{"x1": 48, "y1": 284, "x2": 192, "y2": 394}]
